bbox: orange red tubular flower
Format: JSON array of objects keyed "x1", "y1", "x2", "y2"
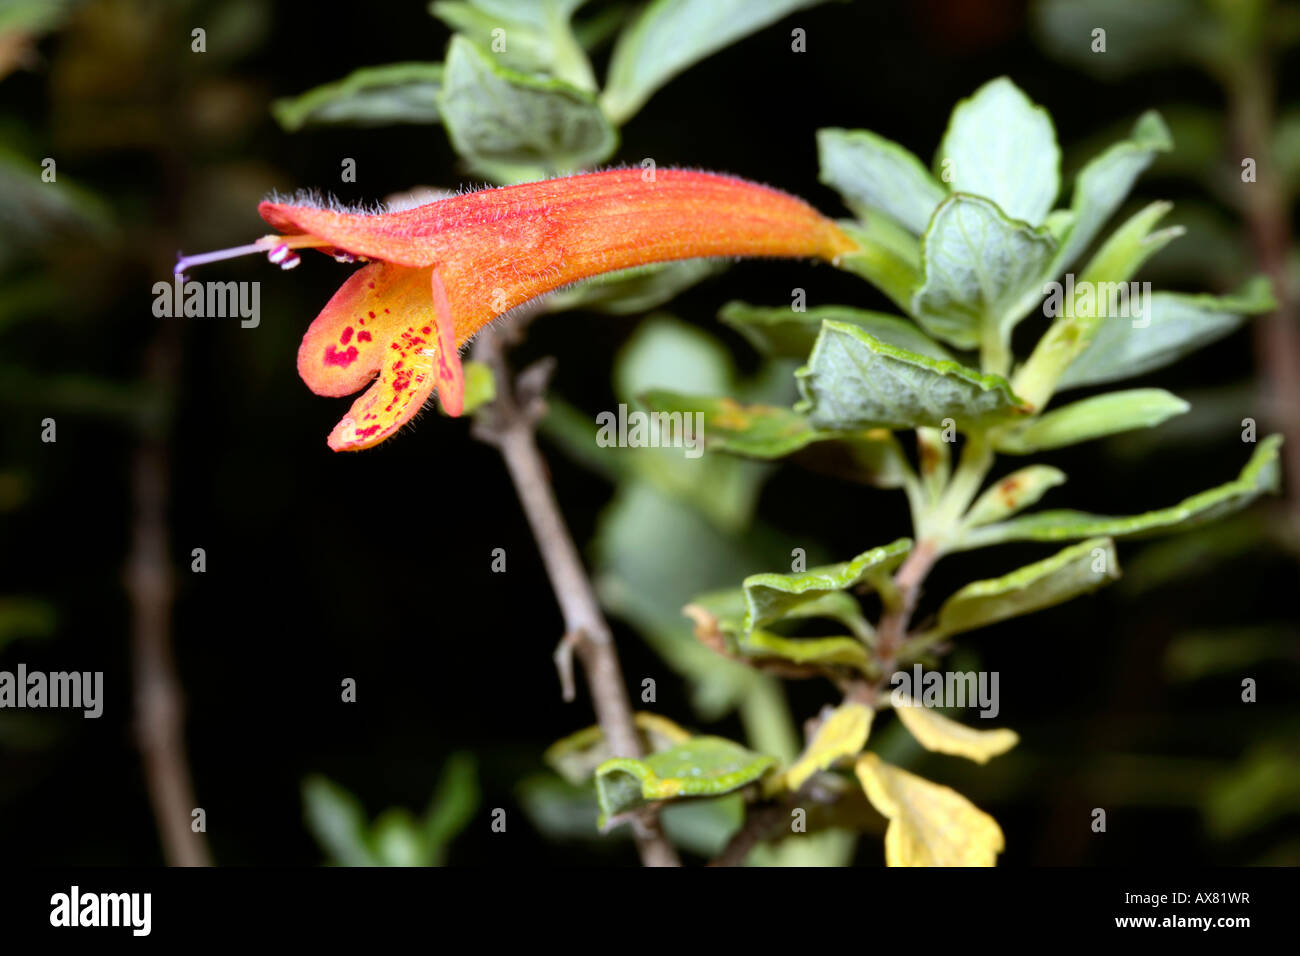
[{"x1": 175, "y1": 168, "x2": 859, "y2": 451}]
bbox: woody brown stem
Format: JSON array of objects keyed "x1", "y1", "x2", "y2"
[
  {"x1": 1227, "y1": 51, "x2": 1300, "y2": 537},
  {"x1": 128, "y1": 332, "x2": 211, "y2": 867},
  {"x1": 471, "y1": 324, "x2": 680, "y2": 868}
]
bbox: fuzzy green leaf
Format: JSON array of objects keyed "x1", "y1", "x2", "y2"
[
  {"x1": 817, "y1": 127, "x2": 948, "y2": 234},
  {"x1": 795, "y1": 321, "x2": 1029, "y2": 431},
  {"x1": 930, "y1": 538, "x2": 1120, "y2": 638},
  {"x1": 743, "y1": 538, "x2": 912, "y2": 632},
  {"x1": 601, "y1": 0, "x2": 825, "y2": 123},
  {"x1": 912, "y1": 194, "x2": 1057, "y2": 349},
  {"x1": 1058, "y1": 278, "x2": 1275, "y2": 390},
  {"x1": 1050, "y1": 110, "x2": 1174, "y2": 274},
  {"x1": 995, "y1": 388, "x2": 1189, "y2": 454},
  {"x1": 688, "y1": 584, "x2": 872, "y2": 647},
  {"x1": 271, "y1": 63, "x2": 444, "y2": 131},
  {"x1": 1075, "y1": 200, "x2": 1183, "y2": 288},
  {"x1": 964, "y1": 465, "x2": 1067, "y2": 528},
  {"x1": 594, "y1": 737, "x2": 777, "y2": 822},
  {"x1": 639, "y1": 390, "x2": 828, "y2": 459},
  {"x1": 437, "y1": 35, "x2": 616, "y2": 181},
  {"x1": 637, "y1": 389, "x2": 912, "y2": 487},
  {"x1": 961, "y1": 436, "x2": 1283, "y2": 549},
  {"x1": 719, "y1": 301, "x2": 954, "y2": 362},
  {"x1": 935, "y1": 77, "x2": 1060, "y2": 226},
  {"x1": 735, "y1": 630, "x2": 875, "y2": 675},
  {"x1": 830, "y1": 219, "x2": 922, "y2": 314},
  {"x1": 431, "y1": 0, "x2": 595, "y2": 89}
]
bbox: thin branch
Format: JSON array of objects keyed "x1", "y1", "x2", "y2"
[
  {"x1": 471, "y1": 324, "x2": 680, "y2": 867},
  {"x1": 872, "y1": 537, "x2": 940, "y2": 671},
  {"x1": 127, "y1": 333, "x2": 211, "y2": 867},
  {"x1": 1228, "y1": 54, "x2": 1300, "y2": 538},
  {"x1": 709, "y1": 797, "x2": 794, "y2": 867}
]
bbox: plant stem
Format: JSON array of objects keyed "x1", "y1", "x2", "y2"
[
  {"x1": 1226, "y1": 49, "x2": 1300, "y2": 537},
  {"x1": 471, "y1": 325, "x2": 680, "y2": 867},
  {"x1": 872, "y1": 537, "x2": 940, "y2": 674},
  {"x1": 128, "y1": 331, "x2": 211, "y2": 867},
  {"x1": 935, "y1": 432, "x2": 995, "y2": 530},
  {"x1": 872, "y1": 432, "x2": 994, "y2": 689},
  {"x1": 980, "y1": 323, "x2": 1012, "y2": 378},
  {"x1": 709, "y1": 796, "x2": 797, "y2": 867}
]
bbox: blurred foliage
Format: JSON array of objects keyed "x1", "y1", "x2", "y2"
[
  {"x1": 1034, "y1": 0, "x2": 1300, "y2": 857},
  {"x1": 303, "y1": 753, "x2": 479, "y2": 866}
]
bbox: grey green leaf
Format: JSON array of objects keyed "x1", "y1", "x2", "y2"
[
  {"x1": 961, "y1": 435, "x2": 1284, "y2": 549},
  {"x1": 929, "y1": 538, "x2": 1119, "y2": 639},
  {"x1": 832, "y1": 219, "x2": 924, "y2": 314},
  {"x1": 719, "y1": 301, "x2": 954, "y2": 362},
  {"x1": 935, "y1": 77, "x2": 1060, "y2": 225},
  {"x1": 271, "y1": 63, "x2": 444, "y2": 131},
  {"x1": 795, "y1": 321, "x2": 1029, "y2": 431},
  {"x1": 601, "y1": 0, "x2": 825, "y2": 123},
  {"x1": 437, "y1": 35, "x2": 617, "y2": 182},
  {"x1": 1059, "y1": 278, "x2": 1275, "y2": 390},
  {"x1": 742, "y1": 538, "x2": 911, "y2": 632},
  {"x1": 911, "y1": 194, "x2": 1057, "y2": 349},
  {"x1": 817, "y1": 127, "x2": 948, "y2": 234},
  {"x1": 1050, "y1": 110, "x2": 1173, "y2": 274},
  {"x1": 994, "y1": 388, "x2": 1190, "y2": 454},
  {"x1": 964, "y1": 465, "x2": 1067, "y2": 528}
]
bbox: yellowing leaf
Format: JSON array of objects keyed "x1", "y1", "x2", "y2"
[
  {"x1": 892, "y1": 699, "x2": 1019, "y2": 764},
  {"x1": 855, "y1": 753, "x2": 1005, "y2": 867},
  {"x1": 786, "y1": 703, "x2": 874, "y2": 790}
]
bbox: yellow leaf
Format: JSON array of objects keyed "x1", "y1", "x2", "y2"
[
  {"x1": 785, "y1": 703, "x2": 873, "y2": 790},
  {"x1": 893, "y1": 698, "x2": 1019, "y2": 764},
  {"x1": 855, "y1": 753, "x2": 1005, "y2": 866}
]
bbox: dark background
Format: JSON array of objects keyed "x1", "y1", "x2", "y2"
[{"x1": 1, "y1": 0, "x2": 1296, "y2": 866}]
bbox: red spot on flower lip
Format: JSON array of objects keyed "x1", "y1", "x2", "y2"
[
  {"x1": 324, "y1": 344, "x2": 359, "y2": 367},
  {"x1": 340, "y1": 326, "x2": 354, "y2": 345}
]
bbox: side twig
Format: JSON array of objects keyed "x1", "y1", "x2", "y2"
[
  {"x1": 709, "y1": 796, "x2": 795, "y2": 867},
  {"x1": 471, "y1": 324, "x2": 680, "y2": 867}
]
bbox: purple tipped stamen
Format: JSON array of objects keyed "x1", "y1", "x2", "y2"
[
  {"x1": 173, "y1": 242, "x2": 268, "y2": 276},
  {"x1": 172, "y1": 235, "x2": 332, "y2": 277}
]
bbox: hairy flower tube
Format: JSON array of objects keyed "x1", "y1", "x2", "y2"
[{"x1": 175, "y1": 169, "x2": 859, "y2": 451}]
